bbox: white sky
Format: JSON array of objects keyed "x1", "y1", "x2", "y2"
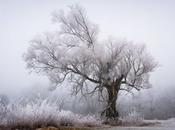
[{"x1": 0, "y1": 0, "x2": 175, "y2": 95}]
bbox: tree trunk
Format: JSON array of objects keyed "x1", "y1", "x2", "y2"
[
  {"x1": 102, "y1": 76, "x2": 124, "y2": 119},
  {"x1": 102, "y1": 85, "x2": 119, "y2": 119}
]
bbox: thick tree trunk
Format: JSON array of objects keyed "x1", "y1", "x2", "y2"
[
  {"x1": 106, "y1": 94, "x2": 118, "y2": 119},
  {"x1": 102, "y1": 85, "x2": 119, "y2": 119},
  {"x1": 102, "y1": 76, "x2": 123, "y2": 119}
]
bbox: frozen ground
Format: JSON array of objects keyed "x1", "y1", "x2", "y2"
[{"x1": 98, "y1": 119, "x2": 175, "y2": 130}]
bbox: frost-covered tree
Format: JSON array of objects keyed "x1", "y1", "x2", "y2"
[
  {"x1": 0, "y1": 94, "x2": 9, "y2": 122},
  {"x1": 24, "y1": 5, "x2": 157, "y2": 119},
  {"x1": 0, "y1": 94, "x2": 9, "y2": 107}
]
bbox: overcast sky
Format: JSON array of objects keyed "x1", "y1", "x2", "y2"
[{"x1": 1, "y1": 0, "x2": 175, "y2": 95}]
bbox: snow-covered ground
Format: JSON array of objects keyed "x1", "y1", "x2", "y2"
[{"x1": 98, "y1": 119, "x2": 175, "y2": 130}]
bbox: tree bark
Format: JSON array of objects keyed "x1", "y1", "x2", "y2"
[
  {"x1": 101, "y1": 76, "x2": 124, "y2": 119},
  {"x1": 102, "y1": 84, "x2": 119, "y2": 119}
]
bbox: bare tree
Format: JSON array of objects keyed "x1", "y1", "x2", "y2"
[{"x1": 24, "y1": 5, "x2": 157, "y2": 119}]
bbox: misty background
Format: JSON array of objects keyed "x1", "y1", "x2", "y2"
[{"x1": 1, "y1": 0, "x2": 175, "y2": 119}]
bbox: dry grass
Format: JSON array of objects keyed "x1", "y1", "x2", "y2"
[
  {"x1": 0, "y1": 99, "x2": 101, "y2": 130},
  {"x1": 0, "y1": 126, "x2": 93, "y2": 130},
  {"x1": 37, "y1": 126, "x2": 92, "y2": 130}
]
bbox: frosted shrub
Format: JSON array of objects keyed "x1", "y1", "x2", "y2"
[
  {"x1": 78, "y1": 115, "x2": 102, "y2": 127},
  {"x1": 120, "y1": 109, "x2": 144, "y2": 126},
  {"x1": 0, "y1": 105, "x2": 8, "y2": 126},
  {"x1": 1, "y1": 98, "x2": 101, "y2": 129}
]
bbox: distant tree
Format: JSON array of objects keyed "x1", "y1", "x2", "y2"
[
  {"x1": 0, "y1": 94, "x2": 9, "y2": 121},
  {"x1": 0, "y1": 94, "x2": 9, "y2": 107},
  {"x1": 24, "y1": 5, "x2": 157, "y2": 119}
]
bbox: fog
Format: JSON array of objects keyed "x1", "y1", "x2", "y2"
[{"x1": 1, "y1": 0, "x2": 175, "y2": 119}]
